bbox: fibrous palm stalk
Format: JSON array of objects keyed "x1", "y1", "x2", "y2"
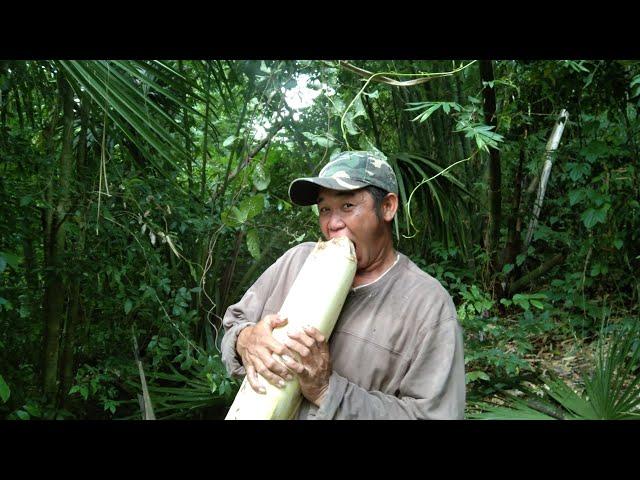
[{"x1": 225, "y1": 236, "x2": 356, "y2": 420}]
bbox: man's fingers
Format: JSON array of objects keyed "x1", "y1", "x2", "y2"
[
  {"x1": 267, "y1": 314, "x2": 288, "y2": 330},
  {"x1": 303, "y1": 325, "x2": 326, "y2": 343},
  {"x1": 287, "y1": 329, "x2": 315, "y2": 348},
  {"x1": 271, "y1": 353, "x2": 295, "y2": 380},
  {"x1": 264, "y1": 336, "x2": 290, "y2": 357},
  {"x1": 253, "y1": 357, "x2": 288, "y2": 389},
  {"x1": 245, "y1": 364, "x2": 265, "y2": 394},
  {"x1": 281, "y1": 353, "x2": 305, "y2": 374},
  {"x1": 285, "y1": 337, "x2": 312, "y2": 359}
]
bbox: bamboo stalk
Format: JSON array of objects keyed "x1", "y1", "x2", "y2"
[
  {"x1": 525, "y1": 109, "x2": 569, "y2": 248},
  {"x1": 225, "y1": 237, "x2": 356, "y2": 420}
]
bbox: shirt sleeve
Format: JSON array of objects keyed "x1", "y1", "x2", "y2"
[
  {"x1": 220, "y1": 265, "x2": 278, "y2": 378},
  {"x1": 312, "y1": 316, "x2": 466, "y2": 420}
]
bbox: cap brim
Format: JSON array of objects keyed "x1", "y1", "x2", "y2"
[{"x1": 288, "y1": 177, "x2": 369, "y2": 206}]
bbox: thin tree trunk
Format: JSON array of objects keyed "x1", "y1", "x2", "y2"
[
  {"x1": 362, "y1": 93, "x2": 382, "y2": 150},
  {"x1": 454, "y1": 72, "x2": 472, "y2": 159},
  {"x1": 479, "y1": 60, "x2": 502, "y2": 278},
  {"x1": 59, "y1": 97, "x2": 89, "y2": 407},
  {"x1": 201, "y1": 61, "x2": 211, "y2": 200},
  {"x1": 508, "y1": 253, "x2": 565, "y2": 295},
  {"x1": 22, "y1": 217, "x2": 39, "y2": 317},
  {"x1": 219, "y1": 229, "x2": 245, "y2": 316},
  {"x1": 42, "y1": 74, "x2": 75, "y2": 402},
  {"x1": 503, "y1": 138, "x2": 525, "y2": 268},
  {"x1": 179, "y1": 61, "x2": 194, "y2": 194},
  {"x1": 524, "y1": 109, "x2": 569, "y2": 249},
  {"x1": 13, "y1": 85, "x2": 24, "y2": 130}
]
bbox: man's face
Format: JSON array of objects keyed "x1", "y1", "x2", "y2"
[{"x1": 317, "y1": 187, "x2": 389, "y2": 271}]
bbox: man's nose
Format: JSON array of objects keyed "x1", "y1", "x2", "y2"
[{"x1": 327, "y1": 211, "x2": 346, "y2": 231}]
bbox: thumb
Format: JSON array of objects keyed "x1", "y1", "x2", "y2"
[{"x1": 268, "y1": 313, "x2": 288, "y2": 329}]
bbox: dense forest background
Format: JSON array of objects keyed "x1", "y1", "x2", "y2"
[{"x1": 0, "y1": 60, "x2": 638, "y2": 420}]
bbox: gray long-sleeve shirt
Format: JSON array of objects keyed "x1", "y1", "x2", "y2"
[{"x1": 221, "y1": 242, "x2": 465, "y2": 419}]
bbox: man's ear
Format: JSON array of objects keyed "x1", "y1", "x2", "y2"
[{"x1": 382, "y1": 193, "x2": 399, "y2": 222}]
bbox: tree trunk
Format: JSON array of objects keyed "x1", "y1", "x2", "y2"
[
  {"x1": 524, "y1": 109, "x2": 569, "y2": 249},
  {"x1": 508, "y1": 253, "x2": 565, "y2": 295},
  {"x1": 479, "y1": 60, "x2": 502, "y2": 279},
  {"x1": 362, "y1": 93, "x2": 382, "y2": 150},
  {"x1": 41, "y1": 74, "x2": 75, "y2": 402},
  {"x1": 179, "y1": 61, "x2": 194, "y2": 194},
  {"x1": 59, "y1": 96, "x2": 89, "y2": 407},
  {"x1": 201, "y1": 61, "x2": 211, "y2": 201}
]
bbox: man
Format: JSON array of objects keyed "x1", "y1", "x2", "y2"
[{"x1": 221, "y1": 150, "x2": 465, "y2": 419}]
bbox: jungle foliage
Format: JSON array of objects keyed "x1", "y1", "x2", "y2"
[{"x1": 0, "y1": 59, "x2": 638, "y2": 420}]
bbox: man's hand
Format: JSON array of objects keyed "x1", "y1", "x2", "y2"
[
  {"x1": 236, "y1": 314, "x2": 293, "y2": 394},
  {"x1": 281, "y1": 326, "x2": 332, "y2": 407}
]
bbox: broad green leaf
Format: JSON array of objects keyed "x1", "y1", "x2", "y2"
[
  {"x1": 246, "y1": 229, "x2": 261, "y2": 260},
  {"x1": 502, "y1": 263, "x2": 514, "y2": 275},
  {"x1": 20, "y1": 195, "x2": 32, "y2": 206},
  {"x1": 466, "y1": 371, "x2": 490, "y2": 384},
  {"x1": 568, "y1": 189, "x2": 586, "y2": 206},
  {"x1": 0, "y1": 251, "x2": 21, "y2": 270},
  {"x1": 16, "y1": 410, "x2": 30, "y2": 420},
  {"x1": 530, "y1": 300, "x2": 545, "y2": 309},
  {"x1": 223, "y1": 135, "x2": 236, "y2": 148},
  {"x1": 567, "y1": 162, "x2": 591, "y2": 182},
  {"x1": 343, "y1": 112, "x2": 359, "y2": 136},
  {"x1": 252, "y1": 163, "x2": 271, "y2": 191},
  {"x1": 302, "y1": 131, "x2": 335, "y2": 148},
  {"x1": 0, "y1": 375, "x2": 10, "y2": 403},
  {"x1": 581, "y1": 206, "x2": 608, "y2": 229},
  {"x1": 353, "y1": 95, "x2": 367, "y2": 119},
  {"x1": 239, "y1": 194, "x2": 265, "y2": 221},
  {"x1": 124, "y1": 299, "x2": 133, "y2": 315},
  {"x1": 221, "y1": 206, "x2": 246, "y2": 228},
  {"x1": 0, "y1": 297, "x2": 13, "y2": 311},
  {"x1": 613, "y1": 239, "x2": 623, "y2": 250}
]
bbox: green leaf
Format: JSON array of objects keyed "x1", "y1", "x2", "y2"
[
  {"x1": 0, "y1": 251, "x2": 21, "y2": 270},
  {"x1": 466, "y1": 371, "x2": 490, "y2": 384},
  {"x1": 252, "y1": 163, "x2": 271, "y2": 191},
  {"x1": 502, "y1": 263, "x2": 514, "y2": 275},
  {"x1": 353, "y1": 95, "x2": 367, "y2": 119},
  {"x1": 0, "y1": 297, "x2": 13, "y2": 311},
  {"x1": 581, "y1": 206, "x2": 609, "y2": 229},
  {"x1": 302, "y1": 132, "x2": 336, "y2": 148},
  {"x1": 221, "y1": 206, "x2": 246, "y2": 228},
  {"x1": 222, "y1": 135, "x2": 236, "y2": 148},
  {"x1": 246, "y1": 229, "x2": 261, "y2": 260},
  {"x1": 16, "y1": 410, "x2": 30, "y2": 420},
  {"x1": 0, "y1": 375, "x2": 10, "y2": 403},
  {"x1": 343, "y1": 112, "x2": 359, "y2": 136},
  {"x1": 20, "y1": 195, "x2": 32, "y2": 207},
  {"x1": 239, "y1": 194, "x2": 265, "y2": 221},
  {"x1": 409, "y1": 102, "x2": 441, "y2": 123},
  {"x1": 567, "y1": 162, "x2": 591, "y2": 182},
  {"x1": 613, "y1": 239, "x2": 623, "y2": 250},
  {"x1": 568, "y1": 189, "x2": 586, "y2": 206},
  {"x1": 124, "y1": 299, "x2": 133, "y2": 315},
  {"x1": 530, "y1": 300, "x2": 545, "y2": 309},
  {"x1": 0, "y1": 257, "x2": 5, "y2": 273}
]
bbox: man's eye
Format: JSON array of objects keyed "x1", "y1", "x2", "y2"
[{"x1": 343, "y1": 203, "x2": 354, "y2": 209}]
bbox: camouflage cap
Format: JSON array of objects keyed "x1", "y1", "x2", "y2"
[{"x1": 288, "y1": 150, "x2": 398, "y2": 206}]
